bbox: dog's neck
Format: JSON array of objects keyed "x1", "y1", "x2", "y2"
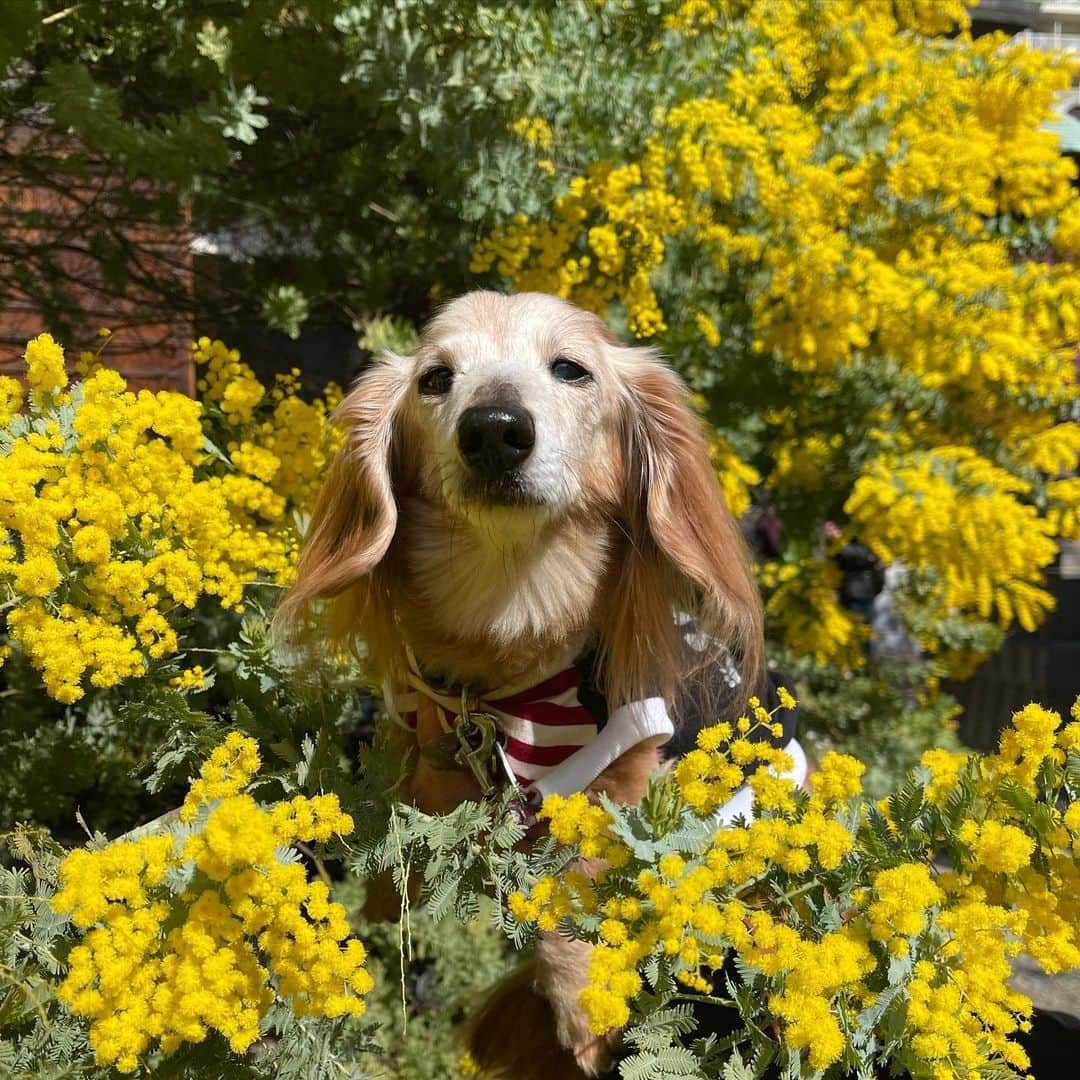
[{"x1": 392, "y1": 497, "x2": 616, "y2": 689}]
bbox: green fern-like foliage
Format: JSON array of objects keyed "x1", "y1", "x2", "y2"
[{"x1": 0, "y1": 828, "x2": 98, "y2": 1076}]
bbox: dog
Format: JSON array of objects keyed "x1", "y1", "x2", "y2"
[{"x1": 277, "y1": 290, "x2": 769, "y2": 1078}]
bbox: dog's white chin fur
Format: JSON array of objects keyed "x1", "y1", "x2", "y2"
[
  {"x1": 400, "y1": 495, "x2": 613, "y2": 662},
  {"x1": 439, "y1": 460, "x2": 584, "y2": 526}
]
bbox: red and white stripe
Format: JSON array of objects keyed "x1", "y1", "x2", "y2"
[{"x1": 390, "y1": 662, "x2": 598, "y2": 786}]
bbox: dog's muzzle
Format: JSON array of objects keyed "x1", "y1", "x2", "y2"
[{"x1": 456, "y1": 404, "x2": 537, "y2": 502}]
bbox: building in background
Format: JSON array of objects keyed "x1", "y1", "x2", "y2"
[
  {"x1": 974, "y1": 0, "x2": 1080, "y2": 36},
  {"x1": 0, "y1": 105, "x2": 195, "y2": 393},
  {"x1": 974, "y1": 1, "x2": 1080, "y2": 152}
]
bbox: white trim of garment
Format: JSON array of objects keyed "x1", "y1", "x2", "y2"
[{"x1": 527, "y1": 697, "x2": 675, "y2": 799}]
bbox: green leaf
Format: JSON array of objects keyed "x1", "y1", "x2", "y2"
[{"x1": 261, "y1": 285, "x2": 310, "y2": 339}]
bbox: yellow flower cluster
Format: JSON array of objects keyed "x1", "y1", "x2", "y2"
[
  {"x1": 845, "y1": 448, "x2": 1060, "y2": 634},
  {"x1": 536, "y1": 791, "x2": 625, "y2": 861},
  {"x1": 671, "y1": 700, "x2": 792, "y2": 815},
  {"x1": 51, "y1": 734, "x2": 369, "y2": 1073},
  {"x1": 471, "y1": 156, "x2": 680, "y2": 336},
  {"x1": 866, "y1": 863, "x2": 942, "y2": 949},
  {"x1": 868, "y1": 701, "x2": 1080, "y2": 1073},
  {"x1": 24, "y1": 331, "x2": 69, "y2": 396},
  {"x1": 0, "y1": 334, "x2": 340, "y2": 701},
  {"x1": 958, "y1": 818, "x2": 1034, "y2": 875},
  {"x1": 765, "y1": 926, "x2": 876, "y2": 1070},
  {"x1": 708, "y1": 430, "x2": 759, "y2": 519},
  {"x1": 180, "y1": 731, "x2": 262, "y2": 816},
  {"x1": 513, "y1": 697, "x2": 854, "y2": 1037},
  {"x1": 761, "y1": 558, "x2": 871, "y2": 669},
  {"x1": 768, "y1": 433, "x2": 843, "y2": 495},
  {"x1": 903, "y1": 929, "x2": 1030, "y2": 1077},
  {"x1": 1048, "y1": 476, "x2": 1080, "y2": 539},
  {"x1": 510, "y1": 115, "x2": 554, "y2": 150},
  {"x1": 509, "y1": 693, "x2": 1080, "y2": 1079},
  {"x1": 920, "y1": 746, "x2": 967, "y2": 807},
  {"x1": 662, "y1": 0, "x2": 726, "y2": 38},
  {"x1": 193, "y1": 338, "x2": 343, "y2": 525},
  {"x1": 473, "y1": 0, "x2": 1080, "y2": 666},
  {"x1": 170, "y1": 665, "x2": 206, "y2": 690},
  {"x1": 0, "y1": 375, "x2": 23, "y2": 426},
  {"x1": 508, "y1": 867, "x2": 600, "y2": 934}
]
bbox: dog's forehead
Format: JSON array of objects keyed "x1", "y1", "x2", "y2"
[{"x1": 421, "y1": 292, "x2": 603, "y2": 366}]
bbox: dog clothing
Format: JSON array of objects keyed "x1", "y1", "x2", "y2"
[
  {"x1": 387, "y1": 659, "x2": 610, "y2": 786},
  {"x1": 384, "y1": 625, "x2": 806, "y2": 822}
]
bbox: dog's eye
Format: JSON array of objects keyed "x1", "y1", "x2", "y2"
[
  {"x1": 551, "y1": 358, "x2": 591, "y2": 383},
  {"x1": 418, "y1": 365, "x2": 454, "y2": 396}
]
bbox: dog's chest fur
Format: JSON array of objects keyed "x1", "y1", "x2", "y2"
[{"x1": 393, "y1": 496, "x2": 617, "y2": 686}]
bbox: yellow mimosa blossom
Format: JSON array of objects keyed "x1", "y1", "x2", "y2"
[
  {"x1": 473, "y1": 0, "x2": 1080, "y2": 669},
  {"x1": 52, "y1": 735, "x2": 368, "y2": 1073},
  {"x1": 0, "y1": 335, "x2": 340, "y2": 701},
  {"x1": 24, "y1": 332, "x2": 68, "y2": 395},
  {"x1": 508, "y1": 694, "x2": 1080, "y2": 1078}
]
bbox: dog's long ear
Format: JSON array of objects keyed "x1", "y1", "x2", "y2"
[
  {"x1": 602, "y1": 347, "x2": 764, "y2": 712},
  {"x1": 274, "y1": 355, "x2": 412, "y2": 655}
]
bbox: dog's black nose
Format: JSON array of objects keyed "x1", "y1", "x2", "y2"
[{"x1": 457, "y1": 404, "x2": 535, "y2": 474}]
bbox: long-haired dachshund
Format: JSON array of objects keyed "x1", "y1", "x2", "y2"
[{"x1": 277, "y1": 291, "x2": 799, "y2": 1078}]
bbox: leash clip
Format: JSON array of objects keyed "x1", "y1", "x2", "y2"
[
  {"x1": 452, "y1": 705, "x2": 500, "y2": 798},
  {"x1": 416, "y1": 683, "x2": 540, "y2": 828}
]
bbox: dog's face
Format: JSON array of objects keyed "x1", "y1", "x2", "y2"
[
  {"x1": 399, "y1": 291, "x2": 624, "y2": 523},
  {"x1": 280, "y1": 290, "x2": 763, "y2": 704}
]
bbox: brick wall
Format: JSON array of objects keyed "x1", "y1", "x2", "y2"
[{"x1": 0, "y1": 143, "x2": 195, "y2": 395}]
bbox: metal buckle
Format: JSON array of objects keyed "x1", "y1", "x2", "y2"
[
  {"x1": 415, "y1": 686, "x2": 538, "y2": 826},
  {"x1": 453, "y1": 709, "x2": 499, "y2": 797}
]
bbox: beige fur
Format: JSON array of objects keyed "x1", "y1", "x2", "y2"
[{"x1": 275, "y1": 291, "x2": 765, "y2": 1076}]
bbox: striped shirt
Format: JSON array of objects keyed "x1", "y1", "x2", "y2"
[
  {"x1": 385, "y1": 632, "x2": 802, "y2": 802},
  {"x1": 388, "y1": 661, "x2": 599, "y2": 786}
]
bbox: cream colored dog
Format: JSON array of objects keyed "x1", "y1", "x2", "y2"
[{"x1": 278, "y1": 291, "x2": 764, "y2": 1077}]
